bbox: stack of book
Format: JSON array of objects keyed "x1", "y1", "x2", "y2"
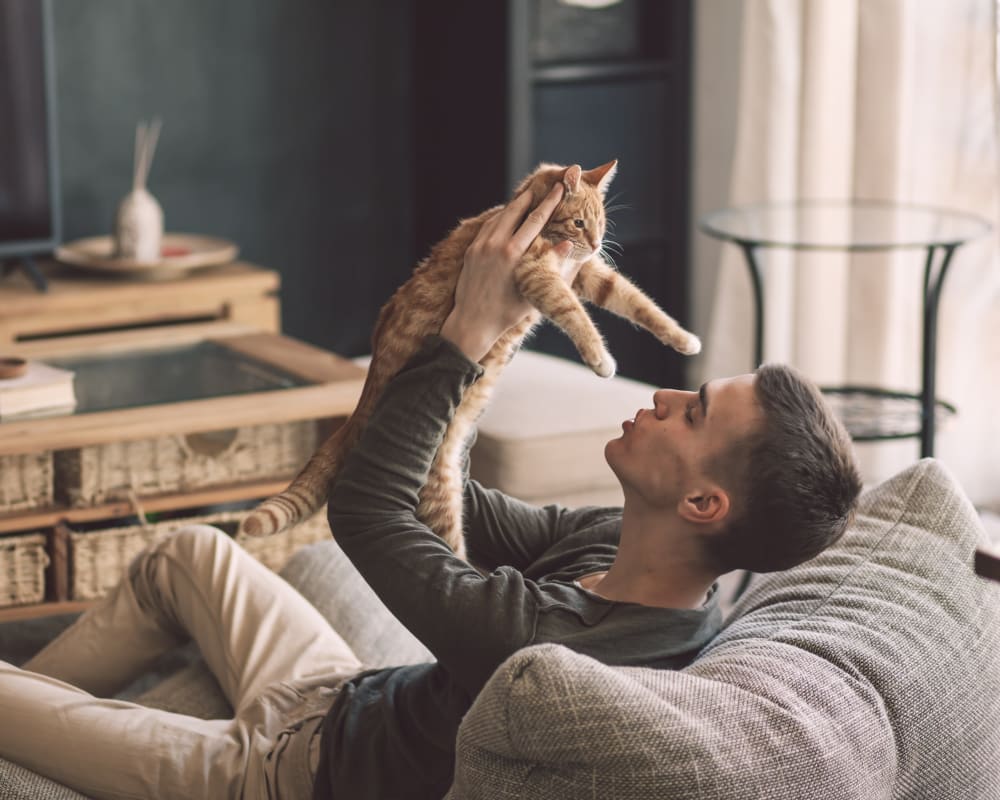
[{"x1": 0, "y1": 359, "x2": 77, "y2": 419}]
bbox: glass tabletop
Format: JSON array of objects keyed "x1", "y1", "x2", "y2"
[
  {"x1": 699, "y1": 200, "x2": 992, "y2": 250},
  {"x1": 40, "y1": 341, "x2": 308, "y2": 416}
]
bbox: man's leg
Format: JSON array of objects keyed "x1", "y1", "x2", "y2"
[
  {"x1": 0, "y1": 663, "x2": 247, "y2": 799},
  {"x1": 3, "y1": 524, "x2": 363, "y2": 798},
  {"x1": 27, "y1": 523, "x2": 363, "y2": 709},
  {"x1": 22, "y1": 543, "x2": 186, "y2": 697}
]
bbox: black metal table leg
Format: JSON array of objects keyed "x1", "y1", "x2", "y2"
[
  {"x1": 732, "y1": 242, "x2": 765, "y2": 602},
  {"x1": 920, "y1": 244, "x2": 956, "y2": 458},
  {"x1": 698, "y1": 201, "x2": 991, "y2": 605},
  {"x1": 740, "y1": 242, "x2": 765, "y2": 368}
]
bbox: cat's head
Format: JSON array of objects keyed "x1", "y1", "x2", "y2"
[{"x1": 515, "y1": 160, "x2": 618, "y2": 259}]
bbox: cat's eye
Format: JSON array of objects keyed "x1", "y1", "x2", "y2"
[{"x1": 573, "y1": 219, "x2": 585, "y2": 228}]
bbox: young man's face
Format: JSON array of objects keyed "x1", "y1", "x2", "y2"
[{"x1": 605, "y1": 373, "x2": 762, "y2": 510}]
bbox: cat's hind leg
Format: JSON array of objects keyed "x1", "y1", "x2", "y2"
[
  {"x1": 415, "y1": 341, "x2": 512, "y2": 561},
  {"x1": 573, "y1": 257, "x2": 701, "y2": 355},
  {"x1": 417, "y1": 417, "x2": 473, "y2": 561}
]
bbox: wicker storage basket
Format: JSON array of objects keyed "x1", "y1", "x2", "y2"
[
  {"x1": 53, "y1": 421, "x2": 318, "y2": 507},
  {"x1": 68, "y1": 508, "x2": 331, "y2": 601},
  {"x1": 0, "y1": 533, "x2": 49, "y2": 608},
  {"x1": 233, "y1": 513, "x2": 331, "y2": 573},
  {"x1": 0, "y1": 452, "x2": 54, "y2": 513}
]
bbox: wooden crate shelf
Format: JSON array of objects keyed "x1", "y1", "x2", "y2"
[{"x1": 0, "y1": 261, "x2": 281, "y2": 345}]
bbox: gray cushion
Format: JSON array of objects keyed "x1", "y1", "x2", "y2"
[
  {"x1": 448, "y1": 458, "x2": 1000, "y2": 799},
  {"x1": 0, "y1": 764, "x2": 89, "y2": 800},
  {"x1": 279, "y1": 535, "x2": 433, "y2": 668}
]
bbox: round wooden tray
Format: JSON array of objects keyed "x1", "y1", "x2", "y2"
[{"x1": 55, "y1": 234, "x2": 239, "y2": 280}]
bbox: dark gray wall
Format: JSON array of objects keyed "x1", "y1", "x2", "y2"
[{"x1": 52, "y1": 0, "x2": 413, "y2": 356}]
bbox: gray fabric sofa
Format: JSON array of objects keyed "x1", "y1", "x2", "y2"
[{"x1": 3, "y1": 458, "x2": 999, "y2": 798}]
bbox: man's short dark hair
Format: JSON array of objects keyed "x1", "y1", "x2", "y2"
[{"x1": 702, "y1": 363, "x2": 863, "y2": 573}]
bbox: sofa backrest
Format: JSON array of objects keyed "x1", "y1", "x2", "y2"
[{"x1": 449, "y1": 459, "x2": 1000, "y2": 799}]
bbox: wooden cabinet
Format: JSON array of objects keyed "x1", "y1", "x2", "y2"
[
  {"x1": 413, "y1": 0, "x2": 693, "y2": 388},
  {"x1": 0, "y1": 323, "x2": 366, "y2": 621}
]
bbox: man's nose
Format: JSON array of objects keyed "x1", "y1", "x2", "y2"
[
  {"x1": 653, "y1": 389, "x2": 694, "y2": 418},
  {"x1": 653, "y1": 389, "x2": 673, "y2": 418}
]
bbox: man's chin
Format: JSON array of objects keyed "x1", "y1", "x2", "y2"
[{"x1": 604, "y1": 439, "x2": 624, "y2": 477}]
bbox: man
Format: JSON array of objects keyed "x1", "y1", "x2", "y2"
[{"x1": 0, "y1": 184, "x2": 862, "y2": 799}]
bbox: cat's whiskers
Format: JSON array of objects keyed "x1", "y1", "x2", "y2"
[
  {"x1": 602, "y1": 236, "x2": 624, "y2": 255},
  {"x1": 598, "y1": 245, "x2": 621, "y2": 270},
  {"x1": 605, "y1": 190, "x2": 626, "y2": 207}
]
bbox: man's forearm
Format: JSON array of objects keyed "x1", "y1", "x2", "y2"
[
  {"x1": 326, "y1": 336, "x2": 538, "y2": 693},
  {"x1": 328, "y1": 335, "x2": 483, "y2": 521}
]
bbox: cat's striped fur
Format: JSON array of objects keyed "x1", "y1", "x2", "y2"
[{"x1": 239, "y1": 161, "x2": 700, "y2": 558}]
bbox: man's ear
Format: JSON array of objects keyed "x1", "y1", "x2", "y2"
[{"x1": 677, "y1": 487, "x2": 730, "y2": 526}]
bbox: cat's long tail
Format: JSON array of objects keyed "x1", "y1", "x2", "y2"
[{"x1": 238, "y1": 423, "x2": 352, "y2": 538}]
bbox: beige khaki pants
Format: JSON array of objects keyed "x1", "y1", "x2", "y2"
[{"x1": 0, "y1": 524, "x2": 363, "y2": 799}]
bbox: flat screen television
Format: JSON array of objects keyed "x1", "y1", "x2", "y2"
[{"x1": 0, "y1": 0, "x2": 60, "y2": 260}]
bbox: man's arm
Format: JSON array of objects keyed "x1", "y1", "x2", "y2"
[
  {"x1": 462, "y1": 478, "x2": 619, "y2": 573},
  {"x1": 328, "y1": 336, "x2": 540, "y2": 694},
  {"x1": 440, "y1": 180, "x2": 592, "y2": 570},
  {"x1": 328, "y1": 183, "x2": 584, "y2": 695}
]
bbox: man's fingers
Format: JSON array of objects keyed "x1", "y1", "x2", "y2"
[
  {"x1": 511, "y1": 183, "x2": 563, "y2": 252},
  {"x1": 469, "y1": 181, "x2": 564, "y2": 260},
  {"x1": 473, "y1": 190, "x2": 529, "y2": 247},
  {"x1": 489, "y1": 189, "x2": 535, "y2": 239}
]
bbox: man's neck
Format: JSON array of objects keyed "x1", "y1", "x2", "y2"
[{"x1": 588, "y1": 505, "x2": 719, "y2": 610}]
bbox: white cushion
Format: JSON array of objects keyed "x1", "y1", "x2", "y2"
[{"x1": 469, "y1": 349, "x2": 656, "y2": 503}]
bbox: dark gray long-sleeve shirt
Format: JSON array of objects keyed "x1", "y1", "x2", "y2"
[{"x1": 313, "y1": 336, "x2": 722, "y2": 800}]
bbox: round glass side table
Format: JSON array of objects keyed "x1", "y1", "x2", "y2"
[{"x1": 699, "y1": 200, "x2": 992, "y2": 458}]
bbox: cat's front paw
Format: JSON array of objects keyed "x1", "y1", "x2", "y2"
[
  {"x1": 593, "y1": 352, "x2": 617, "y2": 378},
  {"x1": 675, "y1": 333, "x2": 702, "y2": 356}
]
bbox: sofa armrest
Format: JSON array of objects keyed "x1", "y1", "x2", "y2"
[{"x1": 449, "y1": 642, "x2": 894, "y2": 800}]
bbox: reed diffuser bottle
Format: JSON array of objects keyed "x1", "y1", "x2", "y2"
[{"x1": 113, "y1": 118, "x2": 164, "y2": 262}]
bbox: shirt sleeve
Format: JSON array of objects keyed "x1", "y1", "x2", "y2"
[
  {"x1": 327, "y1": 336, "x2": 548, "y2": 695},
  {"x1": 462, "y1": 480, "x2": 618, "y2": 572}
]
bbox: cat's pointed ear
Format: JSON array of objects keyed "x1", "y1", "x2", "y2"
[
  {"x1": 582, "y1": 160, "x2": 618, "y2": 195},
  {"x1": 562, "y1": 165, "x2": 582, "y2": 194}
]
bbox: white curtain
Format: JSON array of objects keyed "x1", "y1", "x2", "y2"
[{"x1": 698, "y1": 0, "x2": 1000, "y2": 506}]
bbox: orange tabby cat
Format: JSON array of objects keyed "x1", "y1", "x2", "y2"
[{"x1": 239, "y1": 160, "x2": 700, "y2": 558}]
